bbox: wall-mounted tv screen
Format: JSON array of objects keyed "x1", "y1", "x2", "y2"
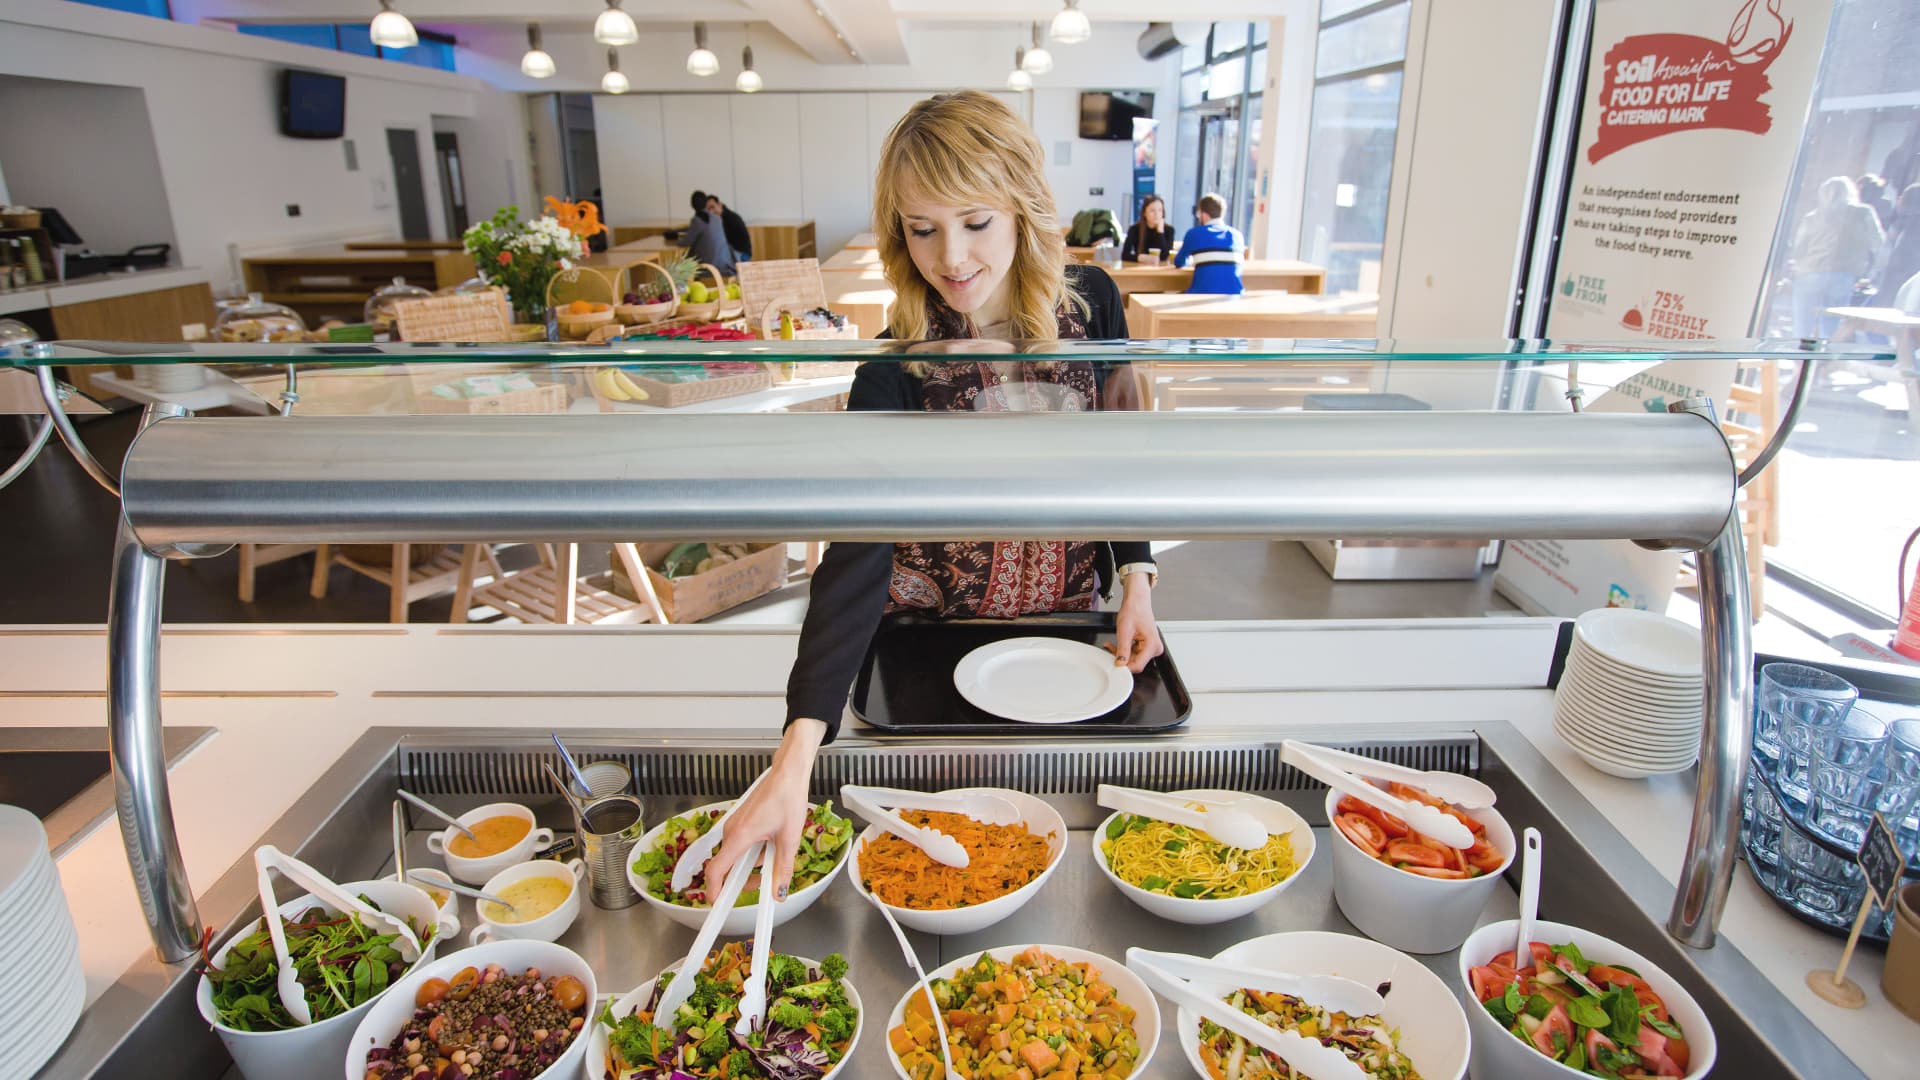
[
  {"x1": 1079, "y1": 91, "x2": 1155, "y2": 140},
  {"x1": 280, "y1": 69, "x2": 346, "y2": 139}
]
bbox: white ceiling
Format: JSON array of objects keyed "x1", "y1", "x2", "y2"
[{"x1": 170, "y1": 0, "x2": 1276, "y2": 67}]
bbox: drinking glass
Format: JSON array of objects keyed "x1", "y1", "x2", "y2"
[
  {"x1": 1763, "y1": 663, "x2": 1859, "y2": 804},
  {"x1": 1779, "y1": 809, "x2": 1865, "y2": 925},
  {"x1": 1807, "y1": 708, "x2": 1890, "y2": 847},
  {"x1": 1743, "y1": 757, "x2": 1785, "y2": 869},
  {"x1": 1879, "y1": 720, "x2": 1920, "y2": 842}
]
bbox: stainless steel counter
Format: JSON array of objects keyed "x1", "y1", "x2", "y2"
[{"x1": 51, "y1": 722, "x2": 1860, "y2": 1080}]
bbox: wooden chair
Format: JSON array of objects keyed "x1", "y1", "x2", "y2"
[
  {"x1": 235, "y1": 543, "x2": 319, "y2": 603},
  {"x1": 310, "y1": 543, "x2": 472, "y2": 623},
  {"x1": 453, "y1": 543, "x2": 669, "y2": 625},
  {"x1": 1678, "y1": 359, "x2": 1778, "y2": 616}
]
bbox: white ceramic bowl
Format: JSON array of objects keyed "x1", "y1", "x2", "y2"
[
  {"x1": 1324, "y1": 787, "x2": 1516, "y2": 954},
  {"x1": 1176, "y1": 930, "x2": 1470, "y2": 1080},
  {"x1": 586, "y1": 954, "x2": 863, "y2": 1078},
  {"x1": 1091, "y1": 789, "x2": 1316, "y2": 925},
  {"x1": 627, "y1": 800, "x2": 850, "y2": 935},
  {"x1": 197, "y1": 879, "x2": 451, "y2": 1080},
  {"x1": 885, "y1": 944, "x2": 1159, "y2": 1080},
  {"x1": 1458, "y1": 920, "x2": 1717, "y2": 1080},
  {"x1": 342, "y1": 939, "x2": 597, "y2": 1080},
  {"x1": 426, "y1": 802, "x2": 555, "y2": 885},
  {"x1": 848, "y1": 787, "x2": 1067, "y2": 935},
  {"x1": 469, "y1": 858, "x2": 586, "y2": 945},
  {"x1": 387, "y1": 868, "x2": 459, "y2": 934}
]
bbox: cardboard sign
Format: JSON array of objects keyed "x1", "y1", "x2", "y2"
[{"x1": 1858, "y1": 812, "x2": 1907, "y2": 910}]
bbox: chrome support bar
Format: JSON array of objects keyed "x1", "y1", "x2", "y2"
[
  {"x1": 120, "y1": 411, "x2": 1737, "y2": 549},
  {"x1": 0, "y1": 416, "x2": 53, "y2": 491},
  {"x1": 1668, "y1": 397, "x2": 1754, "y2": 948},
  {"x1": 109, "y1": 401, "x2": 202, "y2": 963},
  {"x1": 35, "y1": 364, "x2": 120, "y2": 497}
]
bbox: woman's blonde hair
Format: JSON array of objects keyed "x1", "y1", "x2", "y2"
[{"x1": 873, "y1": 91, "x2": 1083, "y2": 344}]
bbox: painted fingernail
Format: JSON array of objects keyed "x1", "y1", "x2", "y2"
[{"x1": 776, "y1": 884, "x2": 789, "y2": 900}]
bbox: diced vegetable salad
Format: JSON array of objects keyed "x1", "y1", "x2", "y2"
[
  {"x1": 1331, "y1": 782, "x2": 1505, "y2": 880},
  {"x1": 600, "y1": 942, "x2": 856, "y2": 1080},
  {"x1": 1195, "y1": 986, "x2": 1423, "y2": 1080},
  {"x1": 630, "y1": 802, "x2": 851, "y2": 907},
  {"x1": 889, "y1": 948, "x2": 1142, "y2": 1080},
  {"x1": 1468, "y1": 941, "x2": 1690, "y2": 1078}
]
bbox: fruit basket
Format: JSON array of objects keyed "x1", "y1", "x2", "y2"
[
  {"x1": 586, "y1": 361, "x2": 774, "y2": 409},
  {"x1": 546, "y1": 267, "x2": 616, "y2": 340},
  {"x1": 614, "y1": 259, "x2": 677, "y2": 326},
  {"x1": 677, "y1": 262, "x2": 738, "y2": 322},
  {"x1": 757, "y1": 294, "x2": 860, "y2": 342}
]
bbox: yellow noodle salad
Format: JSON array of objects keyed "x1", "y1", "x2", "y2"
[{"x1": 1100, "y1": 810, "x2": 1296, "y2": 899}]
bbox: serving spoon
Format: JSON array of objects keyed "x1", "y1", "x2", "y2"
[
  {"x1": 395, "y1": 788, "x2": 477, "y2": 843},
  {"x1": 407, "y1": 871, "x2": 517, "y2": 916}
]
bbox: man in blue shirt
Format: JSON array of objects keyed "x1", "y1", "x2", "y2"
[{"x1": 1173, "y1": 192, "x2": 1244, "y2": 294}]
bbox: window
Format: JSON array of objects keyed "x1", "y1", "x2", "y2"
[
  {"x1": 66, "y1": 0, "x2": 171, "y2": 15},
  {"x1": 1171, "y1": 23, "x2": 1268, "y2": 240},
  {"x1": 1749, "y1": 0, "x2": 1920, "y2": 622},
  {"x1": 1299, "y1": 1, "x2": 1410, "y2": 293},
  {"x1": 230, "y1": 22, "x2": 457, "y2": 71}
]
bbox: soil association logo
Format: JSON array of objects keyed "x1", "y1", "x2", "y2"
[{"x1": 1588, "y1": 0, "x2": 1793, "y2": 163}]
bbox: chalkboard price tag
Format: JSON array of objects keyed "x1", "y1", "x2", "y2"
[{"x1": 1857, "y1": 812, "x2": 1906, "y2": 910}]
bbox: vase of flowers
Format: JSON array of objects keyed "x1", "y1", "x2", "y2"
[{"x1": 462, "y1": 199, "x2": 605, "y2": 322}]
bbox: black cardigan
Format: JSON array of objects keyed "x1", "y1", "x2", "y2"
[
  {"x1": 1122, "y1": 221, "x2": 1175, "y2": 263},
  {"x1": 785, "y1": 265, "x2": 1152, "y2": 738},
  {"x1": 720, "y1": 207, "x2": 752, "y2": 258}
]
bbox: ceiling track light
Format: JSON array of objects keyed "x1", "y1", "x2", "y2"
[
  {"x1": 1049, "y1": 0, "x2": 1091, "y2": 46},
  {"x1": 809, "y1": 5, "x2": 861, "y2": 63},
  {"x1": 1024, "y1": 21, "x2": 1053, "y2": 75},
  {"x1": 602, "y1": 48, "x2": 629, "y2": 94},
  {"x1": 736, "y1": 44, "x2": 762, "y2": 93},
  {"x1": 520, "y1": 23, "x2": 556, "y2": 79},
  {"x1": 369, "y1": 0, "x2": 417, "y2": 49},
  {"x1": 1008, "y1": 47, "x2": 1034, "y2": 91},
  {"x1": 687, "y1": 21, "x2": 720, "y2": 77},
  {"x1": 594, "y1": 0, "x2": 639, "y2": 47}
]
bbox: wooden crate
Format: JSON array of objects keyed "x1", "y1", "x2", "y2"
[
  {"x1": 608, "y1": 543, "x2": 789, "y2": 623},
  {"x1": 591, "y1": 364, "x2": 774, "y2": 408}
]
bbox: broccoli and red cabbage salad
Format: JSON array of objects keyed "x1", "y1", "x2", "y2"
[
  {"x1": 599, "y1": 943, "x2": 856, "y2": 1080},
  {"x1": 1468, "y1": 941, "x2": 1690, "y2": 1078}
]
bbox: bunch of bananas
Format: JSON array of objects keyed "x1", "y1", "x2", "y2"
[{"x1": 593, "y1": 367, "x2": 652, "y2": 402}]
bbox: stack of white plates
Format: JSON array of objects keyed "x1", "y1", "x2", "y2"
[
  {"x1": 1553, "y1": 608, "x2": 1705, "y2": 779},
  {"x1": 0, "y1": 805, "x2": 86, "y2": 1078}
]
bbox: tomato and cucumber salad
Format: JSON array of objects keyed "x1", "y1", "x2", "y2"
[
  {"x1": 1469, "y1": 941, "x2": 1690, "y2": 1078},
  {"x1": 1331, "y1": 782, "x2": 1504, "y2": 879}
]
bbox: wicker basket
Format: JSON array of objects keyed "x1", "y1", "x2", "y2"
[
  {"x1": 0, "y1": 209, "x2": 42, "y2": 230},
  {"x1": 757, "y1": 294, "x2": 861, "y2": 342},
  {"x1": 588, "y1": 363, "x2": 774, "y2": 409},
  {"x1": 677, "y1": 262, "x2": 729, "y2": 321},
  {"x1": 615, "y1": 259, "x2": 678, "y2": 325},
  {"x1": 547, "y1": 267, "x2": 617, "y2": 340},
  {"x1": 392, "y1": 289, "x2": 513, "y2": 342}
]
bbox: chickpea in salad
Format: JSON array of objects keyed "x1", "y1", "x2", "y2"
[
  {"x1": 1196, "y1": 987, "x2": 1422, "y2": 1080},
  {"x1": 890, "y1": 948, "x2": 1142, "y2": 1080}
]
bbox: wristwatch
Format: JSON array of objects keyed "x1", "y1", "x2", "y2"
[{"x1": 1116, "y1": 562, "x2": 1158, "y2": 587}]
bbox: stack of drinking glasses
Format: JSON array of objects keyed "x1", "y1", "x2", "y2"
[{"x1": 1742, "y1": 661, "x2": 1920, "y2": 938}]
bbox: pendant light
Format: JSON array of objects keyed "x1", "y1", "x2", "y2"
[
  {"x1": 602, "y1": 49, "x2": 629, "y2": 94},
  {"x1": 369, "y1": 1, "x2": 417, "y2": 49},
  {"x1": 520, "y1": 23, "x2": 556, "y2": 79},
  {"x1": 687, "y1": 22, "x2": 720, "y2": 77},
  {"x1": 736, "y1": 45, "x2": 762, "y2": 93},
  {"x1": 1023, "y1": 22, "x2": 1053, "y2": 75},
  {"x1": 1049, "y1": 0, "x2": 1091, "y2": 46},
  {"x1": 1007, "y1": 47, "x2": 1034, "y2": 92},
  {"x1": 594, "y1": 0, "x2": 640, "y2": 47}
]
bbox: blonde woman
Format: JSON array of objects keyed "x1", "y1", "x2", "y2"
[{"x1": 706, "y1": 91, "x2": 1160, "y2": 894}]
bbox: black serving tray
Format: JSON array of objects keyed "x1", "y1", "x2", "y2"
[{"x1": 849, "y1": 612, "x2": 1192, "y2": 735}]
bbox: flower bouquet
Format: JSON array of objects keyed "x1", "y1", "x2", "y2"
[{"x1": 462, "y1": 198, "x2": 606, "y2": 321}]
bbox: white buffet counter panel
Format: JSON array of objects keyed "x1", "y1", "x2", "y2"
[{"x1": 0, "y1": 616, "x2": 1906, "y2": 1077}]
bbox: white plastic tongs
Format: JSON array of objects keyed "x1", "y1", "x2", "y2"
[
  {"x1": 655, "y1": 837, "x2": 772, "y2": 1030},
  {"x1": 1280, "y1": 740, "x2": 1477, "y2": 849},
  {"x1": 671, "y1": 767, "x2": 772, "y2": 893},
  {"x1": 251, "y1": 845, "x2": 425, "y2": 1026},
  {"x1": 1095, "y1": 785, "x2": 1270, "y2": 850},
  {"x1": 1288, "y1": 742, "x2": 1496, "y2": 808},
  {"x1": 838, "y1": 785, "x2": 1022, "y2": 870},
  {"x1": 1126, "y1": 948, "x2": 1381, "y2": 1080}
]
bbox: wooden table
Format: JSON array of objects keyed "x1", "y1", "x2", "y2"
[
  {"x1": 845, "y1": 232, "x2": 877, "y2": 249},
  {"x1": 345, "y1": 240, "x2": 466, "y2": 252},
  {"x1": 821, "y1": 279, "x2": 896, "y2": 340},
  {"x1": 1827, "y1": 305, "x2": 1920, "y2": 447},
  {"x1": 1126, "y1": 291, "x2": 1376, "y2": 339},
  {"x1": 821, "y1": 247, "x2": 884, "y2": 273},
  {"x1": 748, "y1": 220, "x2": 816, "y2": 261},
  {"x1": 575, "y1": 240, "x2": 669, "y2": 293},
  {"x1": 242, "y1": 247, "x2": 474, "y2": 325},
  {"x1": 1104, "y1": 259, "x2": 1326, "y2": 297},
  {"x1": 609, "y1": 221, "x2": 684, "y2": 245}
]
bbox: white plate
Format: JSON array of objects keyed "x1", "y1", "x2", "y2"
[
  {"x1": 1569, "y1": 641, "x2": 1703, "y2": 689},
  {"x1": 1554, "y1": 718, "x2": 1696, "y2": 776},
  {"x1": 1178, "y1": 930, "x2": 1470, "y2": 1080},
  {"x1": 1553, "y1": 708, "x2": 1698, "y2": 756},
  {"x1": 1562, "y1": 660, "x2": 1703, "y2": 715},
  {"x1": 0, "y1": 807, "x2": 52, "y2": 900},
  {"x1": 1573, "y1": 608, "x2": 1702, "y2": 678},
  {"x1": 953, "y1": 637, "x2": 1133, "y2": 724}
]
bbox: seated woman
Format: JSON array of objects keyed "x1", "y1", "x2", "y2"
[
  {"x1": 680, "y1": 190, "x2": 736, "y2": 277},
  {"x1": 1121, "y1": 194, "x2": 1175, "y2": 263}
]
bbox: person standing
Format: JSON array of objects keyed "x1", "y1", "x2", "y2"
[
  {"x1": 1121, "y1": 194, "x2": 1175, "y2": 263},
  {"x1": 1790, "y1": 176, "x2": 1881, "y2": 339},
  {"x1": 680, "y1": 190, "x2": 736, "y2": 277},
  {"x1": 1874, "y1": 184, "x2": 1920, "y2": 309},
  {"x1": 1174, "y1": 193, "x2": 1245, "y2": 294},
  {"x1": 705, "y1": 193, "x2": 753, "y2": 264}
]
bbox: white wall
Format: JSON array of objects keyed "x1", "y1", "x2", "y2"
[
  {"x1": 1375, "y1": 0, "x2": 1559, "y2": 340},
  {"x1": 0, "y1": 0, "x2": 531, "y2": 280},
  {"x1": 1254, "y1": 5, "x2": 1320, "y2": 261},
  {"x1": 0, "y1": 77, "x2": 178, "y2": 256}
]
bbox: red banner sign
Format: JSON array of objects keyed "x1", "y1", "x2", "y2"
[{"x1": 1587, "y1": 0, "x2": 1793, "y2": 163}]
